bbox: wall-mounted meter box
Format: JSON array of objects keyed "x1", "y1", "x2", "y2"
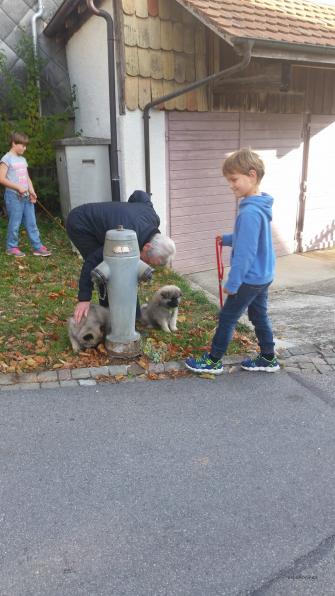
[{"x1": 55, "y1": 137, "x2": 112, "y2": 220}]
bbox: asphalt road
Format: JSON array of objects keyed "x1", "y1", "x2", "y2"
[
  {"x1": 269, "y1": 278, "x2": 335, "y2": 348},
  {"x1": 1, "y1": 369, "x2": 335, "y2": 596}
]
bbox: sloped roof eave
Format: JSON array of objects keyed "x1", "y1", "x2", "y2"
[
  {"x1": 231, "y1": 36, "x2": 335, "y2": 64},
  {"x1": 44, "y1": 0, "x2": 82, "y2": 37},
  {"x1": 175, "y1": 0, "x2": 335, "y2": 64}
]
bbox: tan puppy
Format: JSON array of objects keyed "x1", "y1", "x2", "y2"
[
  {"x1": 68, "y1": 304, "x2": 111, "y2": 352},
  {"x1": 141, "y1": 285, "x2": 182, "y2": 332}
]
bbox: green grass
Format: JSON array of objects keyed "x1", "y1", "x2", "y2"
[{"x1": 0, "y1": 216, "x2": 255, "y2": 373}]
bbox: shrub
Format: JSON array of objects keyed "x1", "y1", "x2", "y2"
[{"x1": 0, "y1": 35, "x2": 75, "y2": 213}]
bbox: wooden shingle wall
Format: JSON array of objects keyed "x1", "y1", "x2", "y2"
[
  {"x1": 212, "y1": 64, "x2": 335, "y2": 115},
  {"x1": 122, "y1": 0, "x2": 208, "y2": 111}
]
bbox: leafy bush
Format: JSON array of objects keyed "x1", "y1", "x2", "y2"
[{"x1": 0, "y1": 35, "x2": 75, "y2": 213}]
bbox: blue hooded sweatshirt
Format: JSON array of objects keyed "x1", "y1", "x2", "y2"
[{"x1": 222, "y1": 192, "x2": 275, "y2": 294}]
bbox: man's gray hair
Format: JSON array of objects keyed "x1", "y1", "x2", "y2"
[{"x1": 148, "y1": 234, "x2": 176, "y2": 264}]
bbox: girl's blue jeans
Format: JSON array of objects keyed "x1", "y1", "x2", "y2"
[
  {"x1": 4, "y1": 189, "x2": 42, "y2": 250},
  {"x1": 210, "y1": 282, "x2": 275, "y2": 359}
]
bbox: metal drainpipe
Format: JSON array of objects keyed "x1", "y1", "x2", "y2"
[
  {"x1": 31, "y1": 0, "x2": 44, "y2": 116},
  {"x1": 86, "y1": 0, "x2": 121, "y2": 201},
  {"x1": 143, "y1": 40, "x2": 254, "y2": 195}
]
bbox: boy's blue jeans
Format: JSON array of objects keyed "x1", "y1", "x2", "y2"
[
  {"x1": 210, "y1": 282, "x2": 275, "y2": 359},
  {"x1": 5, "y1": 190, "x2": 42, "y2": 250}
]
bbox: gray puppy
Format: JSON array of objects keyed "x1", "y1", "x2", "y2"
[
  {"x1": 141, "y1": 285, "x2": 182, "y2": 332},
  {"x1": 68, "y1": 304, "x2": 111, "y2": 352}
]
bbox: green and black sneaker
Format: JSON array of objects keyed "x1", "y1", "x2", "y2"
[
  {"x1": 241, "y1": 354, "x2": 280, "y2": 372},
  {"x1": 185, "y1": 352, "x2": 223, "y2": 375}
]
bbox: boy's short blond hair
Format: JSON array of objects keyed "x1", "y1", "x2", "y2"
[
  {"x1": 222, "y1": 148, "x2": 265, "y2": 182},
  {"x1": 10, "y1": 131, "x2": 29, "y2": 146}
]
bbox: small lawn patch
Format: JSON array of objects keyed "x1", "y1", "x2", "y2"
[{"x1": 0, "y1": 216, "x2": 255, "y2": 374}]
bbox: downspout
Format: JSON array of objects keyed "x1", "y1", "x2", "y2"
[
  {"x1": 144, "y1": 39, "x2": 254, "y2": 194},
  {"x1": 86, "y1": 0, "x2": 121, "y2": 201},
  {"x1": 31, "y1": 0, "x2": 44, "y2": 116}
]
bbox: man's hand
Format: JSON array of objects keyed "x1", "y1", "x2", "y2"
[
  {"x1": 223, "y1": 287, "x2": 236, "y2": 296},
  {"x1": 74, "y1": 301, "x2": 91, "y2": 324}
]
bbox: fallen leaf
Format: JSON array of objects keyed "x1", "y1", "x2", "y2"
[
  {"x1": 147, "y1": 372, "x2": 159, "y2": 380},
  {"x1": 96, "y1": 343, "x2": 108, "y2": 354},
  {"x1": 137, "y1": 358, "x2": 149, "y2": 370},
  {"x1": 198, "y1": 373, "x2": 216, "y2": 380},
  {"x1": 34, "y1": 356, "x2": 46, "y2": 364},
  {"x1": 114, "y1": 374, "x2": 125, "y2": 382},
  {"x1": 25, "y1": 358, "x2": 38, "y2": 367}
]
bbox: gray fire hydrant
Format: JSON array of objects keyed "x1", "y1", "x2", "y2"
[{"x1": 91, "y1": 226, "x2": 153, "y2": 358}]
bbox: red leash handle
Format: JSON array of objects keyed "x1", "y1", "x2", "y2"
[{"x1": 215, "y1": 236, "x2": 224, "y2": 308}]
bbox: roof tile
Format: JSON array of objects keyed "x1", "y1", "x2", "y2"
[{"x1": 179, "y1": 0, "x2": 335, "y2": 48}]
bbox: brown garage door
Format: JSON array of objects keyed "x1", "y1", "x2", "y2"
[
  {"x1": 168, "y1": 112, "x2": 239, "y2": 273},
  {"x1": 168, "y1": 111, "x2": 303, "y2": 274}
]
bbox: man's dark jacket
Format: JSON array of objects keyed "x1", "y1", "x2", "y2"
[{"x1": 66, "y1": 191, "x2": 160, "y2": 302}]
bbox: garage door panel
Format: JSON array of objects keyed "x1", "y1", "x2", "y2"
[
  {"x1": 170, "y1": 167, "x2": 223, "y2": 181},
  {"x1": 169, "y1": 140, "x2": 239, "y2": 151},
  {"x1": 242, "y1": 138, "x2": 302, "y2": 150},
  {"x1": 175, "y1": 237, "x2": 229, "y2": 252},
  {"x1": 170, "y1": 187, "x2": 227, "y2": 199},
  {"x1": 171, "y1": 203, "x2": 233, "y2": 217},
  {"x1": 169, "y1": 131, "x2": 240, "y2": 141},
  {"x1": 169, "y1": 112, "x2": 302, "y2": 273},
  {"x1": 168, "y1": 112, "x2": 239, "y2": 123},
  {"x1": 175, "y1": 244, "x2": 224, "y2": 258},
  {"x1": 172, "y1": 221, "x2": 236, "y2": 235},
  {"x1": 171, "y1": 211, "x2": 229, "y2": 227},
  {"x1": 170, "y1": 177, "x2": 225, "y2": 190},
  {"x1": 173, "y1": 252, "x2": 227, "y2": 273},
  {"x1": 172, "y1": 219, "x2": 227, "y2": 235},
  {"x1": 170, "y1": 148, "x2": 237, "y2": 161},
  {"x1": 243, "y1": 113, "x2": 301, "y2": 128},
  {"x1": 170, "y1": 159, "x2": 224, "y2": 171},
  {"x1": 171, "y1": 194, "x2": 235, "y2": 207}
]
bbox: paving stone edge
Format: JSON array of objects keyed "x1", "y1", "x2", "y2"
[{"x1": 0, "y1": 342, "x2": 334, "y2": 391}]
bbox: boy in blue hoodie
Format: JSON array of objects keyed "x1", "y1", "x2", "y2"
[{"x1": 185, "y1": 148, "x2": 280, "y2": 374}]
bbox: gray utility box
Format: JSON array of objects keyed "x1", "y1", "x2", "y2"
[{"x1": 55, "y1": 137, "x2": 112, "y2": 220}]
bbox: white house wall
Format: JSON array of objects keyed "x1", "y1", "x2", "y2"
[
  {"x1": 119, "y1": 109, "x2": 167, "y2": 234},
  {"x1": 303, "y1": 116, "x2": 335, "y2": 250},
  {"x1": 65, "y1": 1, "x2": 168, "y2": 234},
  {"x1": 66, "y1": 2, "x2": 113, "y2": 138}
]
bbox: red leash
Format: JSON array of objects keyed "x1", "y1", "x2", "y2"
[{"x1": 215, "y1": 236, "x2": 224, "y2": 308}]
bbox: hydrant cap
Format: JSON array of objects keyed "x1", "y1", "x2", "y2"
[{"x1": 104, "y1": 228, "x2": 140, "y2": 257}]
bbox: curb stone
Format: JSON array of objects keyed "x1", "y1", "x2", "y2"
[{"x1": 0, "y1": 343, "x2": 334, "y2": 391}]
